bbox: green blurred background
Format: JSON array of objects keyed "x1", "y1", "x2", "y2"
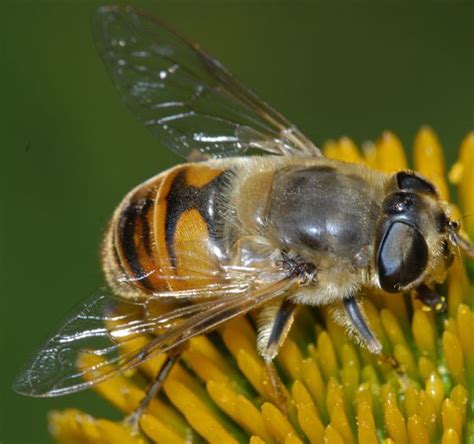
[{"x1": 1, "y1": 1, "x2": 473, "y2": 442}]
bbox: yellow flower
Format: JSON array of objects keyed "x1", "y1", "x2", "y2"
[{"x1": 49, "y1": 127, "x2": 473, "y2": 444}]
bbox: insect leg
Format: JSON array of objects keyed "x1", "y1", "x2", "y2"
[
  {"x1": 258, "y1": 299, "x2": 297, "y2": 413},
  {"x1": 415, "y1": 284, "x2": 446, "y2": 312},
  {"x1": 343, "y1": 297, "x2": 409, "y2": 388},
  {"x1": 262, "y1": 299, "x2": 298, "y2": 360},
  {"x1": 125, "y1": 347, "x2": 183, "y2": 432},
  {"x1": 342, "y1": 296, "x2": 383, "y2": 354}
]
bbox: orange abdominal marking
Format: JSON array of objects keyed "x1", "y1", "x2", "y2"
[
  {"x1": 111, "y1": 164, "x2": 232, "y2": 296},
  {"x1": 115, "y1": 186, "x2": 158, "y2": 291},
  {"x1": 173, "y1": 208, "x2": 218, "y2": 290},
  {"x1": 184, "y1": 165, "x2": 223, "y2": 188}
]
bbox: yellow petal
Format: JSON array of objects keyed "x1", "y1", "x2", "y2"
[
  {"x1": 362, "y1": 141, "x2": 378, "y2": 169},
  {"x1": 164, "y1": 378, "x2": 238, "y2": 444},
  {"x1": 188, "y1": 336, "x2": 236, "y2": 376},
  {"x1": 301, "y1": 357, "x2": 327, "y2": 420},
  {"x1": 337, "y1": 137, "x2": 364, "y2": 164},
  {"x1": 236, "y1": 348, "x2": 267, "y2": 398},
  {"x1": 184, "y1": 349, "x2": 231, "y2": 385},
  {"x1": 393, "y1": 343, "x2": 417, "y2": 378},
  {"x1": 412, "y1": 309, "x2": 436, "y2": 359},
  {"x1": 380, "y1": 308, "x2": 408, "y2": 348},
  {"x1": 442, "y1": 331, "x2": 465, "y2": 385},
  {"x1": 261, "y1": 402, "x2": 299, "y2": 443},
  {"x1": 140, "y1": 414, "x2": 186, "y2": 444},
  {"x1": 326, "y1": 379, "x2": 354, "y2": 444},
  {"x1": 381, "y1": 293, "x2": 410, "y2": 332},
  {"x1": 449, "y1": 385, "x2": 468, "y2": 422},
  {"x1": 424, "y1": 371, "x2": 445, "y2": 417},
  {"x1": 250, "y1": 436, "x2": 268, "y2": 444},
  {"x1": 278, "y1": 338, "x2": 303, "y2": 381},
  {"x1": 441, "y1": 429, "x2": 461, "y2": 444},
  {"x1": 324, "y1": 311, "x2": 350, "y2": 358},
  {"x1": 323, "y1": 424, "x2": 345, "y2": 444},
  {"x1": 291, "y1": 380, "x2": 325, "y2": 443},
  {"x1": 382, "y1": 385, "x2": 408, "y2": 444},
  {"x1": 407, "y1": 414, "x2": 430, "y2": 444},
  {"x1": 363, "y1": 299, "x2": 390, "y2": 353},
  {"x1": 418, "y1": 356, "x2": 436, "y2": 381},
  {"x1": 404, "y1": 386, "x2": 420, "y2": 418},
  {"x1": 456, "y1": 304, "x2": 474, "y2": 376},
  {"x1": 441, "y1": 399, "x2": 463, "y2": 440},
  {"x1": 221, "y1": 318, "x2": 258, "y2": 361},
  {"x1": 448, "y1": 258, "x2": 470, "y2": 316},
  {"x1": 317, "y1": 331, "x2": 339, "y2": 380},
  {"x1": 355, "y1": 384, "x2": 378, "y2": 444},
  {"x1": 78, "y1": 353, "x2": 186, "y2": 436},
  {"x1": 341, "y1": 343, "x2": 360, "y2": 373},
  {"x1": 285, "y1": 435, "x2": 303, "y2": 444},
  {"x1": 441, "y1": 428, "x2": 460, "y2": 444},
  {"x1": 207, "y1": 380, "x2": 271, "y2": 441},
  {"x1": 452, "y1": 131, "x2": 474, "y2": 180},
  {"x1": 376, "y1": 131, "x2": 408, "y2": 172},
  {"x1": 417, "y1": 390, "x2": 438, "y2": 440},
  {"x1": 413, "y1": 126, "x2": 449, "y2": 200},
  {"x1": 452, "y1": 131, "x2": 474, "y2": 233},
  {"x1": 49, "y1": 409, "x2": 145, "y2": 444},
  {"x1": 341, "y1": 357, "x2": 359, "y2": 405},
  {"x1": 323, "y1": 139, "x2": 339, "y2": 160}
]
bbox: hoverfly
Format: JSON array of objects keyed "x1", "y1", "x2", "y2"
[{"x1": 14, "y1": 5, "x2": 474, "y2": 424}]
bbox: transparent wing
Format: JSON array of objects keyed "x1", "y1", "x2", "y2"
[
  {"x1": 113, "y1": 237, "x2": 288, "y2": 298},
  {"x1": 13, "y1": 278, "x2": 296, "y2": 397},
  {"x1": 93, "y1": 5, "x2": 321, "y2": 160}
]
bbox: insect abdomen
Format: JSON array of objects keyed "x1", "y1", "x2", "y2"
[{"x1": 103, "y1": 163, "x2": 233, "y2": 298}]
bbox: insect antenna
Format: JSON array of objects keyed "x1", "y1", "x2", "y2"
[{"x1": 455, "y1": 234, "x2": 474, "y2": 259}]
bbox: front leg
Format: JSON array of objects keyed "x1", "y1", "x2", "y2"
[
  {"x1": 341, "y1": 296, "x2": 408, "y2": 387},
  {"x1": 342, "y1": 296, "x2": 383, "y2": 354},
  {"x1": 257, "y1": 298, "x2": 298, "y2": 412},
  {"x1": 415, "y1": 284, "x2": 446, "y2": 312}
]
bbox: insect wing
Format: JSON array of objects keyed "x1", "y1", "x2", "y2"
[
  {"x1": 14, "y1": 294, "x2": 150, "y2": 397},
  {"x1": 93, "y1": 5, "x2": 321, "y2": 160},
  {"x1": 112, "y1": 234, "x2": 287, "y2": 298},
  {"x1": 13, "y1": 278, "x2": 295, "y2": 397}
]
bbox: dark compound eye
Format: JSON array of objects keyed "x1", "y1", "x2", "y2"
[
  {"x1": 377, "y1": 221, "x2": 428, "y2": 293},
  {"x1": 396, "y1": 171, "x2": 437, "y2": 195}
]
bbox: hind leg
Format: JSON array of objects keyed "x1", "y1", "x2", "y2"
[{"x1": 125, "y1": 348, "x2": 183, "y2": 432}]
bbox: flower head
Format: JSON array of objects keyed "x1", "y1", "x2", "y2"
[{"x1": 50, "y1": 127, "x2": 473, "y2": 444}]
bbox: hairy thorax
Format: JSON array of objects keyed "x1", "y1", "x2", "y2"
[{"x1": 231, "y1": 157, "x2": 388, "y2": 301}]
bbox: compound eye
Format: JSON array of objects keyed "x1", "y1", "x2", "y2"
[
  {"x1": 377, "y1": 221, "x2": 428, "y2": 292},
  {"x1": 396, "y1": 171, "x2": 437, "y2": 196}
]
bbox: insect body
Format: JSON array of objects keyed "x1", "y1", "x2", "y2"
[
  {"x1": 104, "y1": 153, "x2": 459, "y2": 361},
  {"x1": 14, "y1": 5, "x2": 473, "y2": 418}
]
